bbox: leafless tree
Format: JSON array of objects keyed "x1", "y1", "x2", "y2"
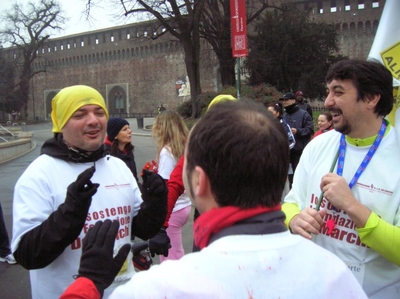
[
  {"x1": 106, "y1": 0, "x2": 206, "y2": 118},
  {"x1": 84, "y1": 0, "x2": 278, "y2": 114},
  {"x1": 0, "y1": 0, "x2": 65, "y2": 117}
]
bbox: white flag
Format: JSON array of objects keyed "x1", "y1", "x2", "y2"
[{"x1": 368, "y1": 0, "x2": 400, "y2": 126}]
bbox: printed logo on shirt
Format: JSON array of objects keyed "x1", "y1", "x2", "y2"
[
  {"x1": 105, "y1": 182, "x2": 131, "y2": 190},
  {"x1": 357, "y1": 182, "x2": 393, "y2": 195}
]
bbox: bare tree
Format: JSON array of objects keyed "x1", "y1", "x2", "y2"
[
  {"x1": 0, "y1": 0, "x2": 65, "y2": 118},
  {"x1": 109, "y1": 0, "x2": 206, "y2": 118},
  {"x1": 90, "y1": 1, "x2": 275, "y2": 107}
]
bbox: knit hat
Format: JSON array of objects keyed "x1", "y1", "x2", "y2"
[
  {"x1": 107, "y1": 118, "x2": 129, "y2": 141},
  {"x1": 207, "y1": 94, "x2": 237, "y2": 111},
  {"x1": 51, "y1": 85, "x2": 109, "y2": 133}
]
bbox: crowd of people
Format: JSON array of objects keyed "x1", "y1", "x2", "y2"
[{"x1": 1, "y1": 58, "x2": 399, "y2": 298}]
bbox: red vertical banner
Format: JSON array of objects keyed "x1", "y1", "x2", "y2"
[{"x1": 230, "y1": 0, "x2": 248, "y2": 57}]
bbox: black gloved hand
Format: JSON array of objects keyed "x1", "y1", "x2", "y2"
[
  {"x1": 78, "y1": 220, "x2": 131, "y2": 296},
  {"x1": 139, "y1": 170, "x2": 167, "y2": 201},
  {"x1": 67, "y1": 166, "x2": 100, "y2": 203},
  {"x1": 132, "y1": 170, "x2": 168, "y2": 240},
  {"x1": 148, "y1": 227, "x2": 171, "y2": 257}
]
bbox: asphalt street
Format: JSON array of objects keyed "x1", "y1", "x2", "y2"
[{"x1": 0, "y1": 118, "x2": 194, "y2": 298}]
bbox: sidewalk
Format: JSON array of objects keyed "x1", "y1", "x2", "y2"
[
  {"x1": 0, "y1": 117, "x2": 154, "y2": 164},
  {"x1": 125, "y1": 117, "x2": 153, "y2": 137}
]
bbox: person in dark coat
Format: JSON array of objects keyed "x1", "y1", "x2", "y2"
[
  {"x1": 295, "y1": 91, "x2": 313, "y2": 118},
  {"x1": 280, "y1": 92, "x2": 314, "y2": 188},
  {"x1": 105, "y1": 118, "x2": 139, "y2": 182}
]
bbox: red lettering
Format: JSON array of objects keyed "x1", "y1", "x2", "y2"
[
  {"x1": 116, "y1": 226, "x2": 129, "y2": 239},
  {"x1": 311, "y1": 194, "x2": 319, "y2": 205},
  {"x1": 119, "y1": 216, "x2": 131, "y2": 226},
  {"x1": 323, "y1": 213, "x2": 332, "y2": 221},
  {"x1": 83, "y1": 223, "x2": 95, "y2": 233},
  {"x1": 87, "y1": 206, "x2": 132, "y2": 223},
  {"x1": 320, "y1": 224, "x2": 330, "y2": 235},
  {"x1": 346, "y1": 232, "x2": 357, "y2": 244},
  {"x1": 320, "y1": 198, "x2": 326, "y2": 209},
  {"x1": 118, "y1": 206, "x2": 132, "y2": 215},
  {"x1": 320, "y1": 224, "x2": 367, "y2": 248},
  {"x1": 337, "y1": 217, "x2": 345, "y2": 227},
  {"x1": 71, "y1": 237, "x2": 81, "y2": 250},
  {"x1": 339, "y1": 229, "x2": 348, "y2": 240},
  {"x1": 330, "y1": 227, "x2": 339, "y2": 239}
]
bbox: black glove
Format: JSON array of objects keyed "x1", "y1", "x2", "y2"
[
  {"x1": 139, "y1": 170, "x2": 168, "y2": 201},
  {"x1": 78, "y1": 220, "x2": 131, "y2": 296},
  {"x1": 67, "y1": 166, "x2": 99, "y2": 203},
  {"x1": 131, "y1": 170, "x2": 168, "y2": 240},
  {"x1": 148, "y1": 227, "x2": 171, "y2": 257}
]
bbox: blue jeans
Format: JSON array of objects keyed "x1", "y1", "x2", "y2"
[{"x1": 0, "y1": 202, "x2": 11, "y2": 257}]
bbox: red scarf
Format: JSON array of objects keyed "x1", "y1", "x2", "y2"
[{"x1": 193, "y1": 205, "x2": 281, "y2": 250}]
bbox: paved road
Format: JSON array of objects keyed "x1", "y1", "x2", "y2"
[{"x1": 0, "y1": 118, "x2": 194, "y2": 299}]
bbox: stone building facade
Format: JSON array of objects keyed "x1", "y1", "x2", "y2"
[
  {"x1": 308, "y1": 0, "x2": 383, "y2": 59},
  {"x1": 25, "y1": 21, "x2": 218, "y2": 120},
  {"x1": 3, "y1": 0, "x2": 385, "y2": 120}
]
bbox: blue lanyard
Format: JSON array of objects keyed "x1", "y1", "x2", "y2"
[{"x1": 336, "y1": 119, "x2": 387, "y2": 189}]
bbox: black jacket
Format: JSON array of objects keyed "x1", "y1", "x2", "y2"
[
  {"x1": 297, "y1": 102, "x2": 313, "y2": 119},
  {"x1": 283, "y1": 105, "x2": 314, "y2": 153}
]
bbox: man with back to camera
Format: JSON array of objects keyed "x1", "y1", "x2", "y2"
[
  {"x1": 60, "y1": 100, "x2": 367, "y2": 299},
  {"x1": 281, "y1": 92, "x2": 314, "y2": 187},
  {"x1": 283, "y1": 59, "x2": 400, "y2": 298},
  {"x1": 11, "y1": 85, "x2": 167, "y2": 298}
]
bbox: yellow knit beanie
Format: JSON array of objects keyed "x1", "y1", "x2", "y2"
[
  {"x1": 207, "y1": 94, "x2": 237, "y2": 111},
  {"x1": 51, "y1": 85, "x2": 109, "y2": 133}
]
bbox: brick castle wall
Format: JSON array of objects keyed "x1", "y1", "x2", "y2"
[{"x1": 3, "y1": 0, "x2": 385, "y2": 120}]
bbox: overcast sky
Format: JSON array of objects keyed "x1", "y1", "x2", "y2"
[{"x1": 0, "y1": 0, "x2": 132, "y2": 39}]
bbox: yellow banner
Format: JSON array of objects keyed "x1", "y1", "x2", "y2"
[
  {"x1": 381, "y1": 41, "x2": 400, "y2": 81},
  {"x1": 368, "y1": 0, "x2": 400, "y2": 127}
]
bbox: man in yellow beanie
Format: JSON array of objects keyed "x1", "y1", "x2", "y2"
[{"x1": 11, "y1": 85, "x2": 167, "y2": 299}]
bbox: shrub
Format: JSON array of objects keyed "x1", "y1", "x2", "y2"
[
  {"x1": 177, "y1": 91, "x2": 218, "y2": 118},
  {"x1": 176, "y1": 84, "x2": 281, "y2": 119},
  {"x1": 176, "y1": 100, "x2": 193, "y2": 118},
  {"x1": 243, "y1": 83, "x2": 281, "y2": 106}
]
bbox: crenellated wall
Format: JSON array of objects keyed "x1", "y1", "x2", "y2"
[
  {"x1": 5, "y1": 19, "x2": 219, "y2": 120},
  {"x1": 3, "y1": 0, "x2": 385, "y2": 121},
  {"x1": 307, "y1": 0, "x2": 384, "y2": 59}
]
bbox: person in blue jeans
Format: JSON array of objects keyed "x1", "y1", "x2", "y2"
[{"x1": 0, "y1": 202, "x2": 16, "y2": 264}]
